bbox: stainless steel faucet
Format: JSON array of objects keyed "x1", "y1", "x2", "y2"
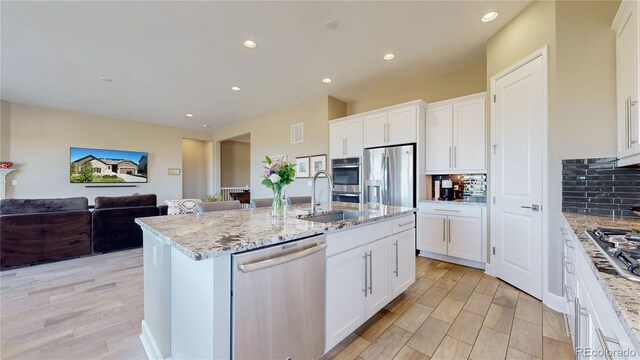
[{"x1": 311, "y1": 170, "x2": 333, "y2": 214}]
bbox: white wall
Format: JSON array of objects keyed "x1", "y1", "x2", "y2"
[
  {"x1": 182, "y1": 138, "x2": 211, "y2": 200},
  {"x1": 220, "y1": 140, "x2": 250, "y2": 187},
  {"x1": 3, "y1": 102, "x2": 215, "y2": 204}
]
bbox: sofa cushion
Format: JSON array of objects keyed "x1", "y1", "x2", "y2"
[
  {"x1": 94, "y1": 194, "x2": 157, "y2": 209},
  {"x1": 0, "y1": 197, "x2": 89, "y2": 215}
]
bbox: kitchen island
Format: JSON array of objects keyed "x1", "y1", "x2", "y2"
[{"x1": 135, "y1": 202, "x2": 416, "y2": 360}]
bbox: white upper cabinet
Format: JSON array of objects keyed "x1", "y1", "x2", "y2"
[
  {"x1": 329, "y1": 117, "x2": 363, "y2": 159},
  {"x1": 613, "y1": 0, "x2": 640, "y2": 166},
  {"x1": 425, "y1": 93, "x2": 486, "y2": 174},
  {"x1": 364, "y1": 106, "x2": 418, "y2": 148}
]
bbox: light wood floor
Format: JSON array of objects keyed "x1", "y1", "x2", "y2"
[
  {"x1": 1, "y1": 250, "x2": 573, "y2": 360},
  {"x1": 322, "y1": 256, "x2": 574, "y2": 360}
]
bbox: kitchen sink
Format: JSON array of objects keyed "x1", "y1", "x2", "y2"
[{"x1": 299, "y1": 210, "x2": 367, "y2": 223}]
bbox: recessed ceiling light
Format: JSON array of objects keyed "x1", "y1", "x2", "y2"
[
  {"x1": 243, "y1": 40, "x2": 257, "y2": 48},
  {"x1": 186, "y1": 113, "x2": 194, "y2": 118},
  {"x1": 231, "y1": 86, "x2": 241, "y2": 91},
  {"x1": 322, "y1": 78, "x2": 332, "y2": 84},
  {"x1": 100, "y1": 77, "x2": 112, "y2": 82},
  {"x1": 481, "y1": 12, "x2": 498, "y2": 22},
  {"x1": 202, "y1": 124, "x2": 209, "y2": 128},
  {"x1": 383, "y1": 53, "x2": 395, "y2": 61}
]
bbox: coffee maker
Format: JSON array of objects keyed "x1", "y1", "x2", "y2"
[{"x1": 442, "y1": 180, "x2": 455, "y2": 201}]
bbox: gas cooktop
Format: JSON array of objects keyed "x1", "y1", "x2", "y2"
[{"x1": 586, "y1": 228, "x2": 640, "y2": 283}]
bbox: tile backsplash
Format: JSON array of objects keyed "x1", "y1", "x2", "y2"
[{"x1": 562, "y1": 157, "x2": 640, "y2": 218}]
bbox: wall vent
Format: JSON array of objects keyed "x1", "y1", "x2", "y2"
[{"x1": 290, "y1": 123, "x2": 304, "y2": 144}]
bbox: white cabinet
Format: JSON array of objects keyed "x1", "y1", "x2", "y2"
[
  {"x1": 561, "y1": 218, "x2": 640, "y2": 360},
  {"x1": 325, "y1": 215, "x2": 416, "y2": 352},
  {"x1": 329, "y1": 118, "x2": 363, "y2": 159},
  {"x1": 417, "y1": 203, "x2": 485, "y2": 264},
  {"x1": 364, "y1": 106, "x2": 418, "y2": 148},
  {"x1": 613, "y1": 1, "x2": 640, "y2": 166},
  {"x1": 425, "y1": 93, "x2": 486, "y2": 174}
]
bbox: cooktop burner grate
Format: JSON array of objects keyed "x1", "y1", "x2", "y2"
[{"x1": 586, "y1": 228, "x2": 640, "y2": 283}]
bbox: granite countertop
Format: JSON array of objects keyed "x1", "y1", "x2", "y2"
[
  {"x1": 419, "y1": 199, "x2": 487, "y2": 207},
  {"x1": 135, "y1": 202, "x2": 416, "y2": 261},
  {"x1": 562, "y1": 212, "x2": 640, "y2": 349}
]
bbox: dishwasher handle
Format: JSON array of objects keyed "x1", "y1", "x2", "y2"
[{"x1": 238, "y1": 243, "x2": 327, "y2": 273}]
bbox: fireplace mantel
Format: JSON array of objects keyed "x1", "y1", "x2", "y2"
[{"x1": 0, "y1": 168, "x2": 17, "y2": 200}]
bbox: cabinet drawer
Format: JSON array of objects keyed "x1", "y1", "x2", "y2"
[
  {"x1": 392, "y1": 215, "x2": 415, "y2": 233},
  {"x1": 326, "y1": 221, "x2": 393, "y2": 257},
  {"x1": 418, "y1": 204, "x2": 482, "y2": 218}
]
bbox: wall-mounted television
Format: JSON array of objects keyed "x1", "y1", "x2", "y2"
[{"x1": 70, "y1": 147, "x2": 148, "y2": 183}]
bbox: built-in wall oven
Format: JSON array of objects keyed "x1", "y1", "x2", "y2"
[{"x1": 331, "y1": 157, "x2": 361, "y2": 203}]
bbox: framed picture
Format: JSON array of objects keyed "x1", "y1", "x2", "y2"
[
  {"x1": 295, "y1": 157, "x2": 310, "y2": 178},
  {"x1": 310, "y1": 154, "x2": 327, "y2": 177}
]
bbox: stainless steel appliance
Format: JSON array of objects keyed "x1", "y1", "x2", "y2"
[
  {"x1": 232, "y1": 235, "x2": 327, "y2": 359},
  {"x1": 363, "y1": 145, "x2": 415, "y2": 207},
  {"x1": 586, "y1": 228, "x2": 640, "y2": 283},
  {"x1": 331, "y1": 157, "x2": 361, "y2": 203}
]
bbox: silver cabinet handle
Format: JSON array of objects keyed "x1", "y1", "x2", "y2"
[
  {"x1": 626, "y1": 97, "x2": 631, "y2": 148},
  {"x1": 448, "y1": 218, "x2": 451, "y2": 243},
  {"x1": 363, "y1": 253, "x2": 368, "y2": 297},
  {"x1": 453, "y1": 146, "x2": 457, "y2": 168},
  {"x1": 434, "y1": 208, "x2": 461, "y2": 213},
  {"x1": 397, "y1": 221, "x2": 414, "y2": 227},
  {"x1": 367, "y1": 251, "x2": 373, "y2": 294},
  {"x1": 631, "y1": 98, "x2": 638, "y2": 145},
  {"x1": 449, "y1": 146, "x2": 452, "y2": 168},
  {"x1": 239, "y1": 243, "x2": 327, "y2": 273},
  {"x1": 596, "y1": 328, "x2": 621, "y2": 360},
  {"x1": 442, "y1": 218, "x2": 446, "y2": 242},
  {"x1": 393, "y1": 240, "x2": 399, "y2": 277}
]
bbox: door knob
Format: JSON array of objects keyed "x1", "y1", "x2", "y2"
[{"x1": 521, "y1": 204, "x2": 540, "y2": 211}]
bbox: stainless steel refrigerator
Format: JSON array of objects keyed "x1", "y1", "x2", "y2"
[{"x1": 363, "y1": 144, "x2": 415, "y2": 207}]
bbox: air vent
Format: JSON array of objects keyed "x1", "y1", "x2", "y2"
[{"x1": 290, "y1": 123, "x2": 304, "y2": 144}]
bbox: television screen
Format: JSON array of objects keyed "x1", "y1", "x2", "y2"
[{"x1": 70, "y1": 147, "x2": 148, "y2": 183}]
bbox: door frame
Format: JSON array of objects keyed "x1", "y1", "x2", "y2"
[{"x1": 487, "y1": 46, "x2": 550, "y2": 304}]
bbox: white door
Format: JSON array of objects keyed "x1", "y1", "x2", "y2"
[
  {"x1": 447, "y1": 216, "x2": 482, "y2": 262},
  {"x1": 391, "y1": 229, "x2": 416, "y2": 296},
  {"x1": 454, "y1": 98, "x2": 486, "y2": 172},
  {"x1": 363, "y1": 113, "x2": 387, "y2": 148},
  {"x1": 425, "y1": 105, "x2": 453, "y2": 173},
  {"x1": 387, "y1": 107, "x2": 417, "y2": 145},
  {"x1": 329, "y1": 121, "x2": 346, "y2": 159},
  {"x1": 345, "y1": 118, "x2": 364, "y2": 157},
  {"x1": 325, "y1": 246, "x2": 366, "y2": 351},
  {"x1": 492, "y1": 54, "x2": 544, "y2": 299},
  {"x1": 617, "y1": 4, "x2": 639, "y2": 159},
  {"x1": 364, "y1": 238, "x2": 391, "y2": 318},
  {"x1": 417, "y1": 213, "x2": 447, "y2": 255}
]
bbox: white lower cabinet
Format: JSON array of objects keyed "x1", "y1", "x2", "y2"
[
  {"x1": 417, "y1": 203, "x2": 484, "y2": 263},
  {"x1": 561, "y1": 218, "x2": 640, "y2": 360},
  {"x1": 325, "y1": 215, "x2": 416, "y2": 353}
]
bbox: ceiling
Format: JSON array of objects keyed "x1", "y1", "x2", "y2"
[{"x1": 1, "y1": 1, "x2": 531, "y2": 132}]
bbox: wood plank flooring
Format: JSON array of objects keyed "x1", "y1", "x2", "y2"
[{"x1": 1, "y1": 250, "x2": 573, "y2": 360}]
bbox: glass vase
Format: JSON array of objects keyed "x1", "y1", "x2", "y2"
[{"x1": 271, "y1": 186, "x2": 284, "y2": 218}]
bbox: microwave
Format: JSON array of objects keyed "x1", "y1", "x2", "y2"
[{"x1": 331, "y1": 158, "x2": 361, "y2": 202}]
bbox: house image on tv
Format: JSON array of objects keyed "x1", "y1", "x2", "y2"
[{"x1": 72, "y1": 155, "x2": 141, "y2": 176}]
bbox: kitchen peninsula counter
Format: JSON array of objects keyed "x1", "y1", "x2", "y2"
[{"x1": 135, "y1": 202, "x2": 416, "y2": 261}]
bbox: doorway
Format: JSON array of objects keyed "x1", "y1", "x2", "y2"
[
  {"x1": 490, "y1": 47, "x2": 548, "y2": 299},
  {"x1": 219, "y1": 133, "x2": 251, "y2": 202},
  {"x1": 182, "y1": 138, "x2": 211, "y2": 200}
]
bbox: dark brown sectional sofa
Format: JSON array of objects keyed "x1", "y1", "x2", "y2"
[
  {"x1": 0, "y1": 194, "x2": 162, "y2": 269},
  {"x1": 0, "y1": 197, "x2": 92, "y2": 269}
]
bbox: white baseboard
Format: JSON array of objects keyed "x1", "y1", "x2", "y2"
[
  {"x1": 543, "y1": 291, "x2": 566, "y2": 313},
  {"x1": 418, "y1": 251, "x2": 485, "y2": 270},
  {"x1": 140, "y1": 320, "x2": 168, "y2": 360}
]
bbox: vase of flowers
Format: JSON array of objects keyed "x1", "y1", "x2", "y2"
[{"x1": 261, "y1": 156, "x2": 296, "y2": 218}]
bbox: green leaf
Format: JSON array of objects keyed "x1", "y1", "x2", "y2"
[
  {"x1": 265, "y1": 156, "x2": 272, "y2": 165},
  {"x1": 261, "y1": 178, "x2": 272, "y2": 187}
]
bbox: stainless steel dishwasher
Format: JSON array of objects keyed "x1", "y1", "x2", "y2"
[{"x1": 231, "y1": 235, "x2": 326, "y2": 360}]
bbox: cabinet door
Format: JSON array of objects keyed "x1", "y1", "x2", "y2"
[
  {"x1": 364, "y1": 238, "x2": 391, "y2": 318},
  {"x1": 391, "y1": 229, "x2": 416, "y2": 296},
  {"x1": 388, "y1": 107, "x2": 417, "y2": 145},
  {"x1": 345, "y1": 118, "x2": 364, "y2": 158},
  {"x1": 425, "y1": 105, "x2": 453, "y2": 173},
  {"x1": 616, "y1": 2, "x2": 639, "y2": 160},
  {"x1": 325, "y1": 246, "x2": 366, "y2": 351},
  {"x1": 417, "y1": 213, "x2": 447, "y2": 255},
  {"x1": 329, "y1": 121, "x2": 346, "y2": 159},
  {"x1": 447, "y1": 216, "x2": 482, "y2": 262},
  {"x1": 364, "y1": 113, "x2": 387, "y2": 148},
  {"x1": 454, "y1": 98, "x2": 486, "y2": 172}
]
